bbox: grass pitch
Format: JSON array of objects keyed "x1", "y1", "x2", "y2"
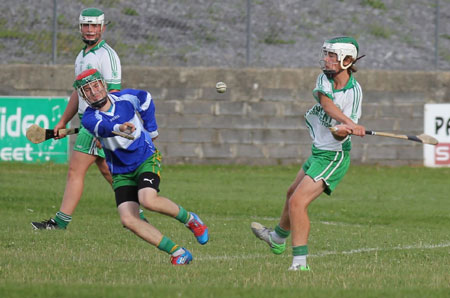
[{"x1": 1, "y1": 162, "x2": 449, "y2": 298}]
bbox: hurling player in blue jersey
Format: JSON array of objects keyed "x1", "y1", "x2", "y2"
[{"x1": 74, "y1": 68, "x2": 209, "y2": 265}]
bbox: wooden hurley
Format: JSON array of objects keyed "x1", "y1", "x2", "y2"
[
  {"x1": 329, "y1": 127, "x2": 438, "y2": 145},
  {"x1": 26, "y1": 124, "x2": 79, "y2": 144}
]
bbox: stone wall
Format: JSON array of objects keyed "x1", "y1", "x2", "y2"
[{"x1": 1, "y1": 65, "x2": 449, "y2": 165}]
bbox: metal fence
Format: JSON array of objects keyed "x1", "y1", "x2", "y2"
[{"x1": 1, "y1": 0, "x2": 449, "y2": 70}]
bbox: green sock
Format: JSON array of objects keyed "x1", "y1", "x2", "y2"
[
  {"x1": 54, "y1": 211, "x2": 71, "y2": 229},
  {"x1": 292, "y1": 245, "x2": 308, "y2": 256},
  {"x1": 157, "y1": 236, "x2": 180, "y2": 254},
  {"x1": 274, "y1": 224, "x2": 290, "y2": 238},
  {"x1": 175, "y1": 205, "x2": 190, "y2": 224}
]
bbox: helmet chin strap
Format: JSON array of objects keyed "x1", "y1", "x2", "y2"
[
  {"x1": 323, "y1": 57, "x2": 359, "y2": 79},
  {"x1": 323, "y1": 68, "x2": 346, "y2": 79},
  {"x1": 82, "y1": 38, "x2": 99, "y2": 46},
  {"x1": 90, "y1": 96, "x2": 108, "y2": 109}
]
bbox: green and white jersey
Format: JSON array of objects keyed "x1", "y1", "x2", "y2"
[
  {"x1": 74, "y1": 40, "x2": 121, "y2": 115},
  {"x1": 305, "y1": 73, "x2": 362, "y2": 151}
]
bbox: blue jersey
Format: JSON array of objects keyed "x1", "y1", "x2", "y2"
[{"x1": 82, "y1": 89, "x2": 159, "y2": 174}]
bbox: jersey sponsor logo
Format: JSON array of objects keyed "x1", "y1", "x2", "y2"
[
  {"x1": 110, "y1": 115, "x2": 120, "y2": 121},
  {"x1": 305, "y1": 103, "x2": 333, "y2": 127}
]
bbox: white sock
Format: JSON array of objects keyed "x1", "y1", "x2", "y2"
[
  {"x1": 172, "y1": 247, "x2": 185, "y2": 257},
  {"x1": 270, "y1": 231, "x2": 286, "y2": 244},
  {"x1": 292, "y1": 255, "x2": 307, "y2": 267},
  {"x1": 187, "y1": 213, "x2": 194, "y2": 223}
]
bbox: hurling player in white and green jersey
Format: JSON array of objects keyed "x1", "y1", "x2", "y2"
[
  {"x1": 32, "y1": 8, "x2": 147, "y2": 230},
  {"x1": 251, "y1": 37, "x2": 366, "y2": 271}
]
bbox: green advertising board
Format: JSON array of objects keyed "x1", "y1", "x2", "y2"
[{"x1": 0, "y1": 96, "x2": 70, "y2": 163}]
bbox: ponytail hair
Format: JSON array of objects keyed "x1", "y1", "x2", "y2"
[{"x1": 348, "y1": 55, "x2": 365, "y2": 73}]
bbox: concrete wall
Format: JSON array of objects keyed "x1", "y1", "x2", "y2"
[{"x1": 2, "y1": 65, "x2": 449, "y2": 165}]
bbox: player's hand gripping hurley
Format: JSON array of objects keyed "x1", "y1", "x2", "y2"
[
  {"x1": 112, "y1": 122, "x2": 135, "y2": 140},
  {"x1": 26, "y1": 124, "x2": 79, "y2": 144},
  {"x1": 26, "y1": 123, "x2": 135, "y2": 143}
]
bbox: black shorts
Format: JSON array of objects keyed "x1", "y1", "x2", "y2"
[{"x1": 114, "y1": 172, "x2": 161, "y2": 207}]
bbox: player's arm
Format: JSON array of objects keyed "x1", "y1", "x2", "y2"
[
  {"x1": 81, "y1": 110, "x2": 114, "y2": 138},
  {"x1": 132, "y1": 90, "x2": 159, "y2": 139},
  {"x1": 319, "y1": 93, "x2": 365, "y2": 137},
  {"x1": 53, "y1": 90, "x2": 79, "y2": 138}
]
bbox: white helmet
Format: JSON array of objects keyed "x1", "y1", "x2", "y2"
[
  {"x1": 79, "y1": 8, "x2": 105, "y2": 45},
  {"x1": 321, "y1": 36, "x2": 359, "y2": 74}
]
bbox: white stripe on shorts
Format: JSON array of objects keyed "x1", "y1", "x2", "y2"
[
  {"x1": 324, "y1": 151, "x2": 344, "y2": 180},
  {"x1": 314, "y1": 151, "x2": 344, "y2": 182}
]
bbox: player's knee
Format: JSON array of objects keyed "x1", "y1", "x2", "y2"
[
  {"x1": 288, "y1": 196, "x2": 308, "y2": 211},
  {"x1": 66, "y1": 165, "x2": 82, "y2": 180},
  {"x1": 120, "y1": 213, "x2": 139, "y2": 229},
  {"x1": 139, "y1": 194, "x2": 159, "y2": 211},
  {"x1": 286, "y1": 187, "x2": 295, "y2": 199}
]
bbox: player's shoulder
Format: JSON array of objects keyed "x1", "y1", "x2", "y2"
[
  {"x1": 351, "y1": 75, "x2": 362, "y2": 92},
  {"x1": 113, "y1": 89, "x2": 149, "y2": 98},
  {"x1": 82, "y1": 107, "x2": 97, "y2": 117},
  {"x1": 314, "y1": 73, "x2": 333, "y2": 93},
  {"x1": 74, "y1": 49, "x2": 84, "y2": 61},
  {"x1": 98, "y1": 41, "x2": 119, "y2": 55},
  {"x1": 80, "y1": 108, "x2": 97, "y2": 124},
  {"x1": 315, "y1": 73, "x2": 331, "y2": 84}
]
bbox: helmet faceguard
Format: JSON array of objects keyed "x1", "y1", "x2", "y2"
[
  {"x1": 73, "y1": 69, "x2": 108, "y2": 109},
  {"x1": 79, "y1": 8, "x2": 105, "y2": 46},
  {"x1": 320, "y1": 36, "x2": 359, "y2": 78}
]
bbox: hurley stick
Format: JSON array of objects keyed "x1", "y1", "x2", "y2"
[
  {"x1": 26, "y1": 124, "x2": 79, "y2": 144},
  {"x1": 329, "y1": 127, "x2": 438, "y2": 145}
]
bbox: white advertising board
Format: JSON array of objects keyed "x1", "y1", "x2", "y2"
[{"x1": 424, "y1": 104, "x2": 450, "y2": 167}]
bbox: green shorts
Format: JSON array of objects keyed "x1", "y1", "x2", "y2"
[
  {"x1": 112, "y1": 151, "x2": 162, "y2": 190},
  {"x1": 302, "y1": 146, "x2": 350, "y2": 195},
  {"x1": 73, "y1": 126, "x2": 105, "y2": 158}
]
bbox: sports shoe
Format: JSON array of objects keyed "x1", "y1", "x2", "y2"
[
  {"x1": 186, "y1": 213, "x2": 209, "y2": 245},
  {"x1": 171, "y1": 248, "x2": 193, "y2": 265},
  {"x1": 31, "y1": 218, "x2": 62, "y2": 230},
  {"x1": 288, "y1": 264, "x2": 310, "y2": 271},
  {"x1": 251, "y1": 222, "x2": 286, "y2": 254}
]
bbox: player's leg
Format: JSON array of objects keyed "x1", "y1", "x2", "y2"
[
  {"x1": 137, "y1": 171, "x2": 209, "y2": 245},
  {"x1": 287, "y1": 150, "x2": 350, "y2": 271},
  {"x1": 32, "y1": 128, "x2": 101, "y2": 230},
  {"x1": 93, "y1": 155, "x2": 147, "y2": 223},
  {"x1": 59, "y1": 151, "x2": 97, "y2": 215},
  {"x1": 277, "y1": 168, "x2": 308, "y2": 235},
  {"x1": 133, "y1": 151, "x2": 208, "y2": 244},
  {"x1": 94, "y1": 155, "x2": 112, "y2": 185},
  {"x1": 287, "y1": 175, "x2": 325, "y2": 271},
  {"x1": 251, "y1": 168, "x2": 307, "y2": 254},
  {"x1": 56, "y1": 131, "x2": 105, "y2": 228},
  {"x1": 116, "y1": 187, "x2": 192, "y2": 265},
  {"x1": 31, "y1": 150, "x2": 97, "y2": 230}
]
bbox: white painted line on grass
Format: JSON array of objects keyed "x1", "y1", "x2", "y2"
[
  {"x1": 195, "y1": 242, "x2": 450, "y2": 262},
  {"x1": 311, "y1": 242, "x2": 450, "y2": 257},
  {"x1": 224, "y1": 216, "x2": 364, "y2": 228}
]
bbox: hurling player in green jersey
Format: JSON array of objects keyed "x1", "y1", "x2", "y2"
[{"x1": 252, "y1": 37, "x2": 366, "y2": 271}]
